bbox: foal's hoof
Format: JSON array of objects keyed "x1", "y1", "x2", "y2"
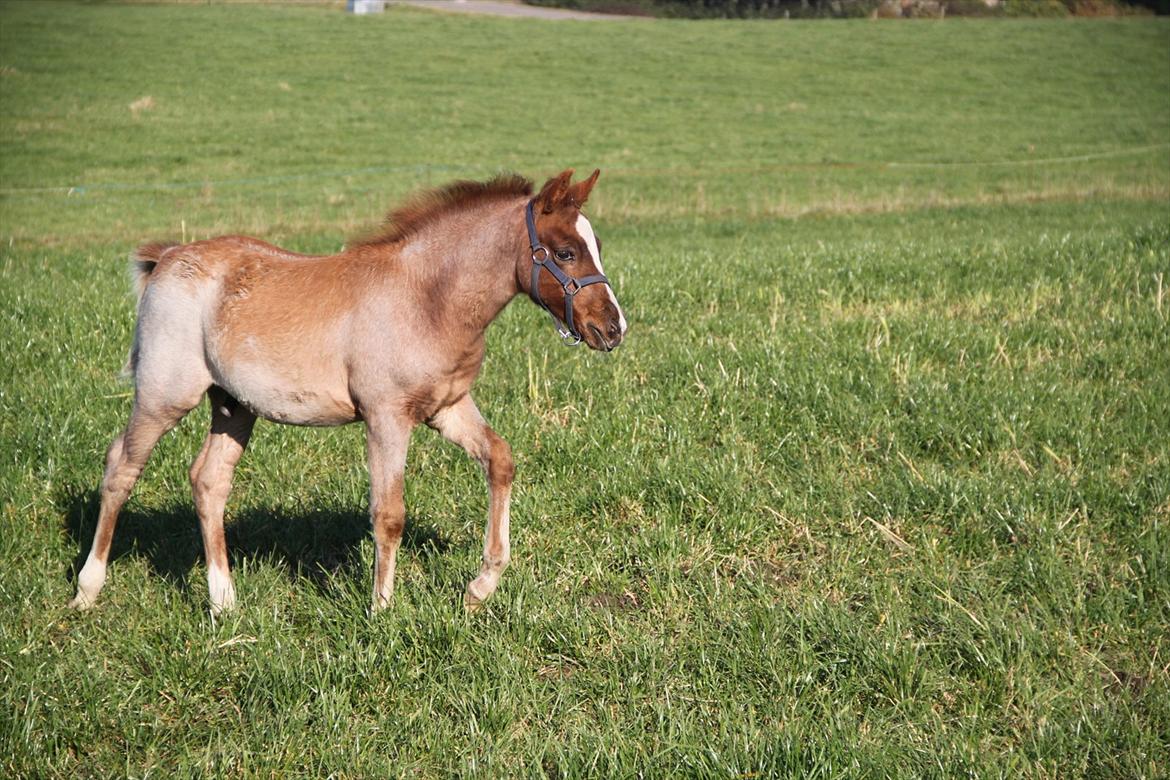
[
  {"x1": 67, "y1": 593, "x2": 96, "y2": 611},
  {"x1": 208, "y1": 587, "x2": 237, "y2": 617},
  {"x1": 464, "y1": 580, "x2": 494, "y2": 612}
]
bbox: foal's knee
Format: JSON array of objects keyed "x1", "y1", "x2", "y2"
[
  {"x1": 486, "y1": 431, "x2": 514, "y2": 487},
  {"x1": 373, "y1": 510, "x2": 405, "y2": 545},
  {"x1": 371, "y1": 482, "x2": 406, "y2": 546}
]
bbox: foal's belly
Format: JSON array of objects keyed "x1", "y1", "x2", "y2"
[
  {"x1": 211, "y1": 346, "x2": 358, "y2": 427},
  {"x1": 223, "y1": 368, "x2": 357, "y2": 425},
  {"x1": 231, "y1": 374, "x2": 357, "y2": 426}
]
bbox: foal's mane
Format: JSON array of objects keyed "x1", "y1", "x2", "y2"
[{"x1": 354, "y1": 174, "x2": 533, "y2": 247}]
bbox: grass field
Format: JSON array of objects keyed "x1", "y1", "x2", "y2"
[{"x1": 2, "y1": 1, "x2": 1169, "y2": 776}]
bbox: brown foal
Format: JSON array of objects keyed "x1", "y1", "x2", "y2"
[{"x1": 69, "y1": 169, "x2": 626, "y2": 615}]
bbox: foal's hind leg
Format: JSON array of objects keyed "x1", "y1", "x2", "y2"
[
  {"x1": 429, "y1": 395, "x2": 514, "y2": 609},
  {"x1": 189, "y1": 388, "x2": 256, "y2": 616},
  {"x1": 69, "y1": 402, "x2": 195, "y2": 609}
]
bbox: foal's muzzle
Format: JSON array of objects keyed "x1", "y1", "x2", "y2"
[{"x1": 584, "y1": 313, "x2": 624, "y2": 352}]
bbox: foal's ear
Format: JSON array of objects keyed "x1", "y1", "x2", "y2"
[
  {"x1": 536, "y1": 169, "x2": 575, "y2": 214},
  {"x1": 567, "y1": 169, "x2": 600, "y2": 208}
]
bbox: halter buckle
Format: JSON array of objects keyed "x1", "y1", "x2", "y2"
[
  {"x1": 558, "y1": 327, "x2": 583, "y2": 346},
  {"x1": 531, "y1": 246, "x2": 550, "y2": 263}
]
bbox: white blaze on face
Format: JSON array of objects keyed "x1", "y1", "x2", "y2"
[{"x1": 575, "y1": 214, "x2": 627, "y2": 336}]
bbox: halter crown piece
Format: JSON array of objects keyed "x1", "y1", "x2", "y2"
[{"x1": 525, "y1": 198, "x2": 611, "y2": 346}]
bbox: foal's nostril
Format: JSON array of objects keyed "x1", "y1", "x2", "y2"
[{"x1": 606, "y1": 321, "x2": 621, "y2": 342}]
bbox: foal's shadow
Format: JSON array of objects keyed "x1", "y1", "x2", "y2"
[{"x1": 61, "y1": 487, "x2": 453, "y2": 602}]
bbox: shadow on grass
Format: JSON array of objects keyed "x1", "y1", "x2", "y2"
[{"x1": 60, "y1": 487, "x2": 455, "y2": 604}]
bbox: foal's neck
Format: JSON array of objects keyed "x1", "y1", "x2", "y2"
[{"x1": 406, "y1": 199, "x2": 527, "y2": 339}]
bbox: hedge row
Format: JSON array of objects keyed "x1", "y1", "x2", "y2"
[{"x1": 521, "y1": 0, "x2": 1165, "y2": 17}]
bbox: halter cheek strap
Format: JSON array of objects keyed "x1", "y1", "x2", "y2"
[{"x1": 525, "y1": 199, "x2": 610, "y2": 346}]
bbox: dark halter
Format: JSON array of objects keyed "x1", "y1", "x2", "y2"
[{"x1": 525, "y1": 198, "x2": 611, "y2": 346}]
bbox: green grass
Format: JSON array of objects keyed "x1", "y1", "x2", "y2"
[{"x1": 2, "y1": 2, "x2": 1169, "y2": 776}]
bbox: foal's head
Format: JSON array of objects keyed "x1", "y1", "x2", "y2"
[{"x1": 523, "y1": 169, "x2": 626, "y2": 351}]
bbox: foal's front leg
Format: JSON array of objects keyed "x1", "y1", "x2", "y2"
[
  {"x1": 366, "y1": 414, "x2": 411, "y2": 611},
  {"x1": 429, "y1": 395, "x2": 514, "y2": 609}
]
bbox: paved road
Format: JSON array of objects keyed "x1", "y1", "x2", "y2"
[{"x1": 390, "y1": 0, "x2": 631, "y2": 20}]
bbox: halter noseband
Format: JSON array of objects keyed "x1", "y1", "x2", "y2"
[{"x1": 525, "y1": 198, "x2": 611, "y2": 346}]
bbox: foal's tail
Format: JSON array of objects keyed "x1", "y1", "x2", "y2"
[{"x1": 122, "y1": 241, "x2": 178, "y2": 379}]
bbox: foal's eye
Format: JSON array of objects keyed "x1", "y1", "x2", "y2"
[{"x1": 554, "y1": 249, "x2": 574, "y2": 262}]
